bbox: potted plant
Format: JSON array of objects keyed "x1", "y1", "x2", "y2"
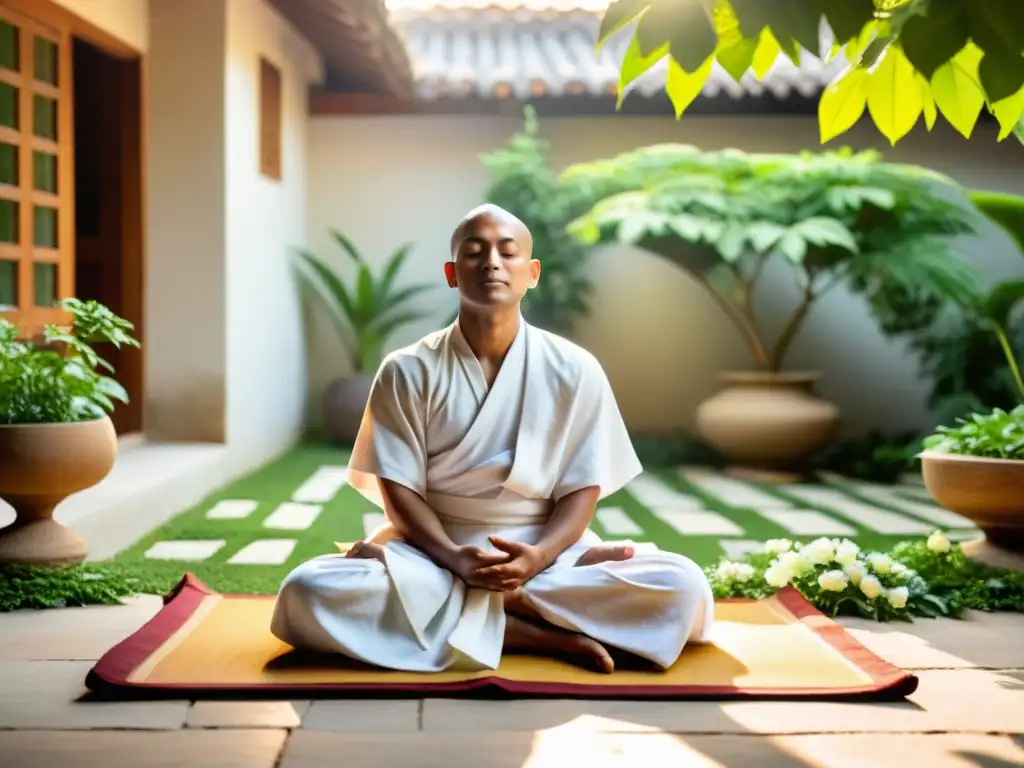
[
  {"x1": 295, "y1": 232, "x2": 435, "y2": 444},
  {"x1": 0, "y1": 299, "x2": 138, "y2": 566},
  {"x1": 919, "y1": 190, "x2": 1024, "y2": 571},
  {"x1": 562, "y1": 146, "x2": 979, "y2": 474}
]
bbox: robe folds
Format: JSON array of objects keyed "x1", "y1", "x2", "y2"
[{"x1": 270, "y1": 319, "x2": 714, "y2": 672}]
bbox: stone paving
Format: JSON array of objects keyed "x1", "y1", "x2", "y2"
[{"x1": 1, "y1": 595, "x2": 1022, "y2": 766}]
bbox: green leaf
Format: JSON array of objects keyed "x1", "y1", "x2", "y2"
[
  {"x1": 931, "y1": 43, "x2": 985, "y2": 139},
  {"x1": 597, "y1": 0, "x2": 650, "y2": 48},
  {"x1": 716, "y1": 221, "x2": 747, "y2": 262},
  {"x1": 379, "y1": 242, "x2": 415, "y2": 301},
  {"x1": 712, "y1": 0, "x2": 758, "y2": 81},
  {"x1": 867, "y1": 45, "x2": 923, "y2": 145},
  {"x1": 746, "y1": 221, "x2": 787, "y2": 252},
  {"x1": 991, "y1": 86, "x2": 1024, "y2": 141},
  {"x1": 666, "y1": 56, "x2": 714, "y2": 118},
  {"x1": 294, "y1": 249, "x2": 356, "y2": 326},
  {"x1": 330, "y1": 229, "x2": 364, "y2": 265},
  {"x1": 791, "y1": 216, "x2": 857, "y2": 252},
  {"x1": 919, "y1": 74, "x2": 937, "y2": 130},
  {"x1": 966, "y1": 3, "x2": 1024, "y2": 71},
  {"x1": 981, "y1": 280, "x2": 1024, "y2": 330},
  {"x1": 618, "y1": 37, "x2": 668, "y2": 107},
  {"x1": 978, "y1": 48, "x2": 1024, "y2": 104},
  {"x1": 818, "y1": 0, "x2": 875, "y2": 43},
  {"x1": 818, "y1": 65, "x2": 869, "y2": 142},
  {"x1": 778, "y1": 229, "x2": 807, "y2": 263},
  {"x1": 899, "y1": 8, "x2": 969, "y2": 81},
  {"x1": 751, "y1": 29, "x2": 781, "y2": 78},
  {"x1": 663, "y1": 2, "x2": 719, "y2": 73},
  {"x1": 354, "y1": 265, "x2": 376, "y2": 325}
]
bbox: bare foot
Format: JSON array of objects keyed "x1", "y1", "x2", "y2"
[
  {"x1": 504, "y1": 614, "x2": 615, "y2": 674},
  {"x1": 344, "y1": 541, "x2": 386, "y2": 564},
  {"x1": 574, "y1": 543, "x2": 635, "y2": 568}
]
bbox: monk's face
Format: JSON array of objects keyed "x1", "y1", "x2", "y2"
[{"x1": 451, "y1": 213, "x2": 540, "y2": 307}]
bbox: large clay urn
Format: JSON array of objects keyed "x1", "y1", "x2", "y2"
[
  {"x1": 920, "y1": 451, "x2": 1024, "y2": 571},
  {"x1": 322, "y1": 373, "x2": 374, "y2": 445},
  {"x1": 0, "y1": 417, "x2": 117, "y2": 566},
  {"x1": 696, "y1": 371, "x2": 841, "y2": 472}
]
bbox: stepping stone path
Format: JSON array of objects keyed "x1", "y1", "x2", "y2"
[{"x1": 143, "y1": 464, "x2": 980, "y2": 568}]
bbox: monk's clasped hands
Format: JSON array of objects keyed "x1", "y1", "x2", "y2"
[{"x1": 471, "y1": 536, "x2": 546, "y2": 591}]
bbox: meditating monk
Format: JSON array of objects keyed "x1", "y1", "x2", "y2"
[{"x1": 270, "y1": 204, "x2": 714, "y2": 673}]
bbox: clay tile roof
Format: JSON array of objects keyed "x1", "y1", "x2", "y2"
[
  {"x1": 270, "y1": 0, "x2": 415, "y2": 98},
  {"x1": 384, "y1": 1, "x2": 846, "y2": 104}
]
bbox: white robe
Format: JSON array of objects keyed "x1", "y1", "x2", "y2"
[{"x1": 270, "y1": 319, "x2": 714, "y2": 672}]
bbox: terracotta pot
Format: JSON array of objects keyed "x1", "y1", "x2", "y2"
[
  {"x1": 0, "y1": 417, "x2": 117, "y2": 566},
  {"x1": 920, "y1": 451, "x2": 1024, "y2": 570},
  {"x1": 322, "y1": 373, "x2": 374, "y2": 445},
  {"x1": 696, "y1": 371, "x2": 841, "y2": 471}
]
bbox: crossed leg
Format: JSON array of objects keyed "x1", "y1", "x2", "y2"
[{"x1": 346, "y1": 540, "x2": 634, "y2": 674}]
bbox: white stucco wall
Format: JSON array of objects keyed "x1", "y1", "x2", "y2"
[
  {"x1": 52, "y1": 0, "x2": 149, "y2": 51},
  {"x1": 223, "y1": 0, "x2": 322, "y2": 469},
  {"x1": 306, "y1": 115, "x2": 1024, "y2": 437},
  {"x1": 146, "y1": 0, "x2": 322, "y2": 472}
]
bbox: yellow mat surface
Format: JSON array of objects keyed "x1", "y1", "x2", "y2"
[{"x1": 87, "y1": 574, "x2": 918, "y2": 700}]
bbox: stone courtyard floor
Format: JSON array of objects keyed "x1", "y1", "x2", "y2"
[{"x1": 1, "y1": 595, "x2": 1022, "y2": 767}]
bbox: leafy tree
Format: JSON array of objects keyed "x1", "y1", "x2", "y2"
[
  {"x1": 600, "y1": 0, "x2": 1024, "y2": 146},
  {"x1": 561, "y1": 145, "x2": 980, "y2": 371}
]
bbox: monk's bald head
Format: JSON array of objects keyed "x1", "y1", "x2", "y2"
[{"x1": 449, "y1": 204, "x2": 533, "y2": 258}]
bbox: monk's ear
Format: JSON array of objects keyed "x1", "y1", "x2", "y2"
[
  {"x1": 528, "y1": 258, "x2": 541, "y2": 289},
  {"x1": 444, "y1": 261, "x2": 458, "y2": 288}
]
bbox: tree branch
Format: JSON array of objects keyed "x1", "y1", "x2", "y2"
[
  {"x1": 770, "y1": 281, "x2": 816, "y2": 372},
  {"x1": 703, "y1": 280, "x2": 771, "y2": 370}
]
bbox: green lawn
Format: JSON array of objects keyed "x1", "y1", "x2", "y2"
[{"x1": 104, "y1": 444, "x2": 962, "y2": 595}]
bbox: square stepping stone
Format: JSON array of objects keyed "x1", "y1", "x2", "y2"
[
  {"x1": 263, "y1": 502, "x2": 322, "y2": 530},
  {"x1": 650, "y1": 508, "x2": 744, "y2": 536},
  {"x1": 227, "y1": 539, "x2": 297, "y2": 566},
  {"x1": 847, "y1": 482, "x2": 975, "y2": 529},
  {"x1": 626, "y1": 474, "x2": 703, "y2": 509},
  {"x1": 719, "y1": 539, "x2": 766, "y2": 560},
  {"x1": 680, "y1": 469, "x2": 793, "y2": 509},
  {"x1": 757, "y1": 508, "x2": 857, "y2": 536},
  {"x1": 596, "y1": 506, "x2": 644, "y2": 536},
  {"x1": 205, "y1": 499, "x2": 259, "y2": 520},
  {"x1": 144, "y1": 540, "x2": 226, "y2": 561},
  {"x1": 780, "y1": 486, "x2": 932, "y2": 535},
  {"x1": 293, "y1": 466, "x2": 349, "y2": 504}
]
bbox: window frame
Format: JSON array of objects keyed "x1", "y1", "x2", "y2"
[{"x1": 0, "y1": 4, "x2": 74, "y2": 336}]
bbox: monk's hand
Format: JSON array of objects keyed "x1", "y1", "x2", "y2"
[
  {"x1": 473, "y1": 536, "x2": 547, "y2": 590},
  {"x1": 449, "y1": 545, "x2": 515, "y2": 590}
]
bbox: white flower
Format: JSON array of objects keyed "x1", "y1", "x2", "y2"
[
  {"x1": 765, "y1": 563, "x2": 792, "y2": 587},
  {"x1": 834, "y1": 539, "x2": 860, "y2": 565},
  {"x1": 715, "y1": 561, "x2": 755, "y2": 583},
  {"x1": 886, "y1": 586, "x2": 909, "y2": 609},
  {"x1": 817, "y1": 569, "x2": 849, "y2": 592},
  {"x1": 860, "y1": 575, "x2": 883, "y2": 600},
  {"x1": 927, "y1": 531, "x2": 951, "y2": 554},
  {"x1": 777, "y1": 550, "x2": 812, "y2": 578},
  {"x1": 765, "y1": 538, "x2": 793, "y2": 555},
  {"x1": 801, "y1": 537, "x2": 836, "y2": 566},
  {"x1": 868, "y1": 554, "x2": 893, "y2": 575},
  {"x1": 890, "y1": 563, "x2": 909, "y2": 579},
  {"x1": 843, "y1": 561, "x2": 866, "y2": 586},
  {"x1": 733, "y1": 563, "x2": 755, "y2": 582}
]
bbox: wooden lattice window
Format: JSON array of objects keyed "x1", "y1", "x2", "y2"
[
  {"x1": 0, "y1": 6, "x2": 73, "y2": 335},
  {"x1": 259, "y1": 56, "x2": 281, "y2": 181}
]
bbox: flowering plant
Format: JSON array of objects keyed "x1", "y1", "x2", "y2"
[{"x1": 707, "y1": 532, "x2": 964, "y2": 621}]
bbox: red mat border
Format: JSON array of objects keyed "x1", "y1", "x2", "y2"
[{"x1": 85, "y1": 573, "x2": 919, "y2": 700}]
